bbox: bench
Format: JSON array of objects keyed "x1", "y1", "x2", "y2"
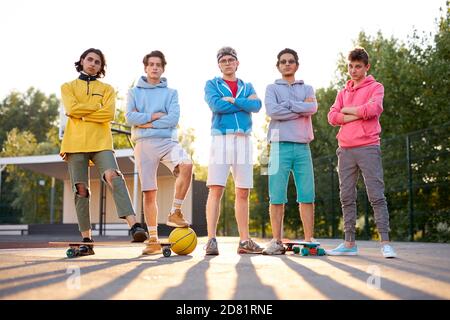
[{"x1": 0, "y1": 224, "x2": 29, "y2": 235}]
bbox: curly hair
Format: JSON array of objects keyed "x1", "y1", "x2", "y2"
[
  {"x1": 348, "y1": 47, "x2": 369, "y2": 65},
  {"x1": 74, "y1": 48, "x2": 106, "y2": 78}
]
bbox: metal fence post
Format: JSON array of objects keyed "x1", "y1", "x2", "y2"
[
  {"x1": 406, "y1": 134, "x2": 414, "y2": 241},
  {"x1": 329, "y1": 157, "x2": 336, "y2": 238}
]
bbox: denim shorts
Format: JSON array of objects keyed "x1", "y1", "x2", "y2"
[{"x1": 268, "y1": 142, "x2": 315, "y2": 204}]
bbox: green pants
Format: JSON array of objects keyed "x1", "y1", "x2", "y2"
[{"x1": 67, "y1": 150, "x2": 135, "y2": 232}]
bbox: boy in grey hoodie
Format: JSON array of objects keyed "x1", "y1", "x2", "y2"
[{"x1": 263, "y1": 48, "x2": 318, "y2": 255}]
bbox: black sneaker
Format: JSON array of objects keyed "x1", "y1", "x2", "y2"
[
  {"x1": 79, "y1": 238, "x2": 95, "y2": 256},
  {"x1": 130, "y1": 223, "x2": 148, "y2": 242}
]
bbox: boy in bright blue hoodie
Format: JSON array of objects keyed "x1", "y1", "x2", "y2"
[
  {"x1": 203, "y1": 46, "x2": 263, "y2": 255},
  {"x1": 126, "y1": 50, "x2": 193, "y2": 255}
]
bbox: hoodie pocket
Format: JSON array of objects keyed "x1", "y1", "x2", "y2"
[
  {"x1": 361, "y1": 118, "x2": 381, "y2": 138},
  {"x1": 337, "y1": 120, "x2": 366, "y2": 144}
]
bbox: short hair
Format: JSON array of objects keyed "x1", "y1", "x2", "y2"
[
  {"x1": 142, "y1": 50, "x2": 167, "y2": 68},
  {"x1": 75, "y1": 48, "x2": 106, "y2": 78},
  {"x1": 276, "y1": 48, "x2": 299, "y2": 67},
  {"x1": 348, "y1": 47, "x2": 369, "y2": 65},
  {"x1": 217, "y1": 46, "x2": 238, "y2": 63}
]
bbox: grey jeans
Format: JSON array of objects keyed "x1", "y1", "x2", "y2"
[
  {"x1": 67, "y1": 150, "x2": 135, "y2": 232},
  {"x1": 337, "y1": 145, "x2": 390, "y2": 242}
]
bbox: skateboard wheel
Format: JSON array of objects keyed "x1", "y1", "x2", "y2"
[
  {"x1": 162, "y1": 247, "x2": 171, "y2": 257},
  {"x1": 318, "y1": 248, "x2": 326, "y2": 256},
  {"x1": 66, "y1": 248, "x2": 77, "y2": 258},
  {"x1": 293, "y1": 246, "x2": 300, "y2": 254},
  {"x1": 301, "y1": 248, "x2": 309, "y2": 256}
]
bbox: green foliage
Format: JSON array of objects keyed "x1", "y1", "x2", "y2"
[
  {"x1": 0, "y1": 88, "x2": 59, "y2": 147},
  {"x1": 1, "y1": 129, "x2": 63, "y2": 224}
]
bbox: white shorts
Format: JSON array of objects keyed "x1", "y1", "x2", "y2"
[
  {"x1": 134, "y1": 138, "x2": 191, "y2": 191},
  {"x1": 207, "y1": 134, "x2": 254, "y2": 189}
]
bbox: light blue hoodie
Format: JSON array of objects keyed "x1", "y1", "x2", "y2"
[
  {"x1": 126, "y1": 76, "x2": 179, "y2": 142},
  {"x1": 204, "y1": 77, "x2": 262, "y2": 135}
]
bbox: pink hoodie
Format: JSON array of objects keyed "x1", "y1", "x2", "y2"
[{"x1": 327, "y1": 75, "x2": 384, "y2": 148}]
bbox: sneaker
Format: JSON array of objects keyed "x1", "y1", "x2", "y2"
[
  {"x1": 166, "y1": 209, "x2": 190, "y2": 228},
  {"x1": 204, "y1": 237, "x2": 219, "y2": 255},
  {"x1": 130, "y1": 223, "x2": 148, "y2": 243},
  {"x1": 237, "y1": 238, "x2": 264, "y2": 254},
  {"x1": 381, "y1": 244, "x2": 397, "y2": 258},
  {"x1": 142, "y1": 237, "x2": 161, "y2": 255},
  {"x1": 79, "y1": 238, "x2": 95, "y2": 256},
  {"x1": 326, "y1": 243, "x2": 358, "y2": 256},
  {"x1": 262, "y1": 239, "x2": 286, "y2": 255}
]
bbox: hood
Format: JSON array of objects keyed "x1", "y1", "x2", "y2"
[
  {"x1": 136, "y1": 76, "x2": 168, "y2": 89},
  {"x1": 274, "y1": 79, "x2": 304, "y2": 86},
  {"x1": 345, "y1": 75, "x2": 376, "y2": 91}
]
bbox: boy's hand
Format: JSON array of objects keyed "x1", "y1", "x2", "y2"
[
  {"x1": 304, "y1": 97, "x2": 316, "y2": 103},
  {"x1": 341, "y1": 106, "x2": 358, "y2": 115},
  {"x1": 222, "y1": 97, "x2": 235, "y2": 104},
  {"x1": 151, "y1": 112, "x2": 167, "y2": 121},
  {"x1": 137, "y1": 122, "x2": 153, "y2": 129},
  {"x1": 343, "y1": 114, "x2": 360, "y2": 123},
  {"x1": 248, "y1": 94, "x2": 259, "y2": 100}
]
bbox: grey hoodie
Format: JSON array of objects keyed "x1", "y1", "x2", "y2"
[{"x1": 264, "y1": 79, "x2": 318, "y2": 143}]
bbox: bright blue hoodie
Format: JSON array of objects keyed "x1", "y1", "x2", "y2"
[
  {"x1": 204, "y1": 77, "x2": 262, "y2": 135},
  {"x1": 126, "y1": 76, "x2": 179, "y2": 142}
]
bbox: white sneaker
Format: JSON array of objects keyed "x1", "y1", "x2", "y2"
[
  {"x1": 381, "y1": 244, "x2": 397, "y2": 258},
  {"x1": 262, "y1": 239, "x2": 286, "y2": 255}
]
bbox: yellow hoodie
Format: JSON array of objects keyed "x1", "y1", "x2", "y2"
[{"x1": 60, "y1": 76, "x2": 115, "y2": 157}]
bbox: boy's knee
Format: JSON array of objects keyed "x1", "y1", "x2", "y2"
[
  {"x1": 235, "y1": 188, "x2": 250, "y2": 199},
  {"x1": 143, "y1": 190, "x2": 157, "y2": 202},
  {"x1": 104, "y1": 169, "x2": 122, "y2": 184},
  {"x1": 75, "y1": 183, "x2": 89, "y2": 198}
]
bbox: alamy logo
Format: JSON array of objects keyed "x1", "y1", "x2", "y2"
[
  {"x1": 66, "y1": 265, "x2": 81, "y2": 290},
  {"x1": 366, "y1": 265, "x2": 381, "y2": 290}
]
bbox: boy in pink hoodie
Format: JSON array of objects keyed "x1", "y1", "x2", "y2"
[{"x1": 327, "y1": 47, "x2": 397, "y2": 258}]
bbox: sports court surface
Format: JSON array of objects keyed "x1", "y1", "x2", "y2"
[{"x1": 1, "y1": 236, "x2": 449, "y2": 300}]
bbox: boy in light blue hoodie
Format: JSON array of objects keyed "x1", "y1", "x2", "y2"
[
  {"x1": 203, "y1": 46, "x2": 263, "y2": 255},
  {"x1": 126, "y1": 50, "x2": 193, "y2": 255}
]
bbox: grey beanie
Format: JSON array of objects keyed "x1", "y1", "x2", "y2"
[{"x1": 217, "y1": 46, "x2": 238, "y2": 62}]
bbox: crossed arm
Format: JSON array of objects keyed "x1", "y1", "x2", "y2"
[
  {"x1": 135, "y1": 112, "x2": 166, "y2": 128},
  {"x1": 340, "y1": 107, "x2": 361, "y2": 123}
]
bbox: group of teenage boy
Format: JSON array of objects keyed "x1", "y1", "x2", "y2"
[{"x1": 59, "y1": 45, "x2": 397, "y2": 259}]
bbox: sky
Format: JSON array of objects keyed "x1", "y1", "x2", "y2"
[{"x1": 0, "y1": 0, "x2": 446, "y2": 164}]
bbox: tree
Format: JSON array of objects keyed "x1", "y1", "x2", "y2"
[
  {"x1": 0, "y1": 88, "x2": 59, "y2": 147},
  {"x1": 1, "y1": 128, "x2": 63, "y2": 224}
]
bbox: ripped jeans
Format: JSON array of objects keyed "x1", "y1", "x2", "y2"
[{"x1": 66, "y1": 150, "x2": 135, "y2": 232}]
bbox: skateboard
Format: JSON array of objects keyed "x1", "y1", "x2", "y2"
[
  {"x1": 141, "y1": 241, "x2": 174, "y2": 257},
  {"x1": 282, "y1": 239, "x2": 326, "y2": 256},
  {"x1": 49, "y1": 241, "x2": 174, "y2": 258}
]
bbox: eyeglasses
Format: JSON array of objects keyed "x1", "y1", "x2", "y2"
[
  {"x1": 219, "y1": 58, "x2": 237, "y2": 65},
  {"x1": 279, "y1": 59, "x2": 296, "y2": 65}
]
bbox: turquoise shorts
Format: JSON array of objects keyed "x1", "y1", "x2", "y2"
[{"x1": 268, "y1": 142, "x2": 315, "y2": 204}]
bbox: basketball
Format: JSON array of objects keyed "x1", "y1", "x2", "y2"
[{"x1": 168, "y1": 227, "x2": 197, "y2": 255}]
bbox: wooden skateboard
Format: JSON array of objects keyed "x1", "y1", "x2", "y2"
[
  {"x1": 282, "y1": 239, "x2": 326, "y2": 256},
  {"x1": 141, "y1": 241, "x2": 174, "y2": 257},
  {"x1": 49, "y1": 241, "x2": 174, "y2": 258}
]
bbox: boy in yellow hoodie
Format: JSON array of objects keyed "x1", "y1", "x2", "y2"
[{"x1": 60, "y1": 48, "x2": 147, "y2": 254}]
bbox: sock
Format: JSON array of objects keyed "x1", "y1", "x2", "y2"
[
  {"x1": 170, "y1": 198, "x2": 184, "y2": 214},
  {"x1": 148, "y1": 226, "x2": 158, "y2": 241}
]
